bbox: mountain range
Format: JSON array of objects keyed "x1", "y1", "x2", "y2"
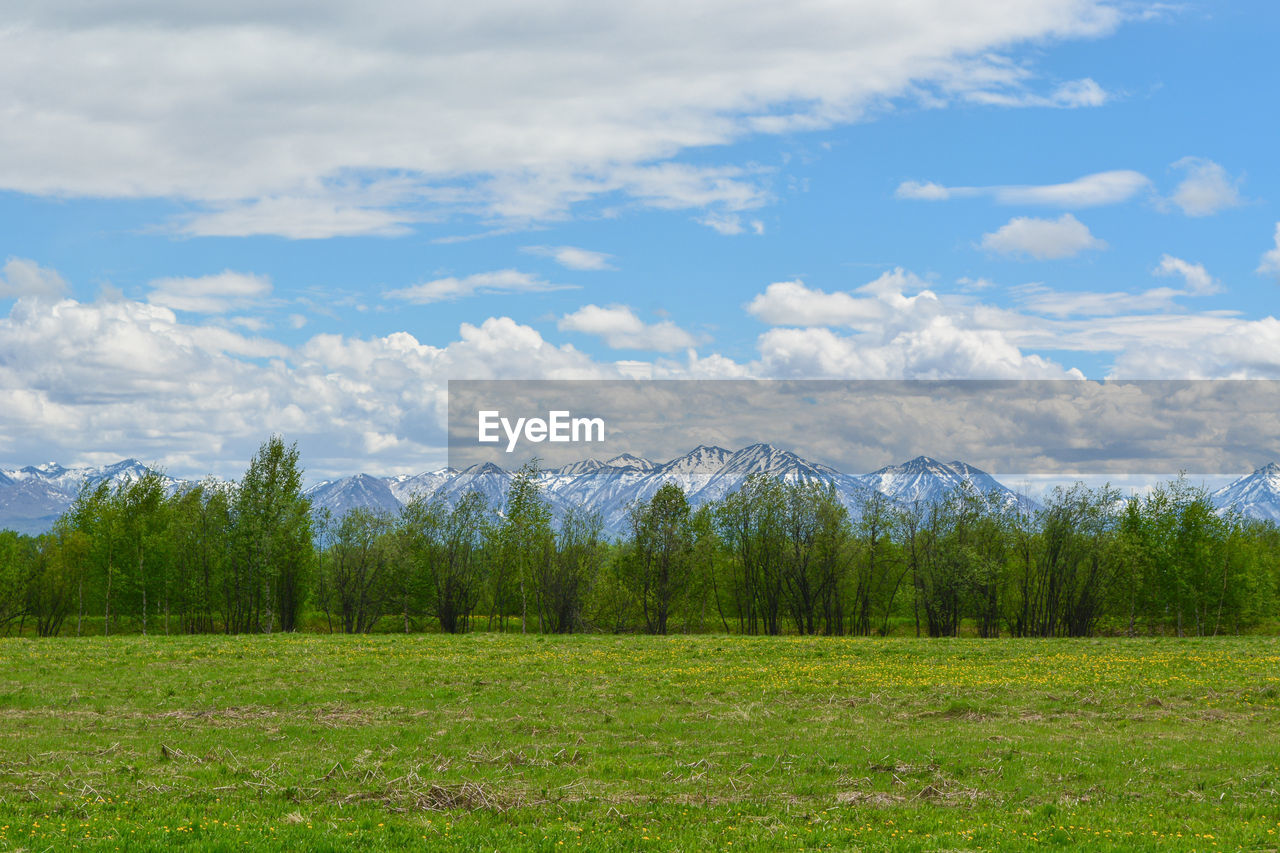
[
  {"x1": 4, "y1": 446, "x2": 1280, "y2": 536},
  {"x1": 0, "y1": 460, "x2": 181, "y2": 535}
]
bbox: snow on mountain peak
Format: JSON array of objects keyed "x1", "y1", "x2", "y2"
[
  {"x1": 604, "y1": 453, "x2": 655, "y2": 470},
  {"x1": 1211, "y1": 462, "x2": 1280, "y2": 522},
  {"x1": 7, "y1": 451, "x2": 1280, "y2": 536}
]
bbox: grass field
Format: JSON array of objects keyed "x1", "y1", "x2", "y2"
[{"x1": 1, "y1": 635, "x2": 1278, "y2": 851}]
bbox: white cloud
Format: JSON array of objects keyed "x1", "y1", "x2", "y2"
[
  {"x1": 18, "y1": 253, "x2": 1280, "y2": 479},
  {"x1": 179, "y1": 197, "x2": 416, "y2": 239},
  {"x1": 0, "y1": 1, "x2": 1122, "y2": 235},
  {"x1": 385, "y1": 269, "x2": 574, "y2": 304},
  {"x1": 746, "y1": 277, "x2": 900, "y2": 326},
  {"x1": 147, "y1": 270, "x2": 273, "y2": 313},
  {"x1": 697, "y1": 212, "x2": 765, "y2": 236},
  {"x1": 963, "y1": 77, "x2": 1108, "y2": 108},
  {"x1": 1258, "y1": 224, "x2": 1280, "y2": 277},
  {"x1": 895, "y1": 181, "x2": 951, "y2": 200},
  {"x1": 0, "y1": 258, "x2": 68, "y2": 301},
  {"x1": 1080, "y1": 314, "x2": 1280, "y2": 379},
  {"x1": 0, "y1": 291, "x2": 625, "y2": 477},
  {"x1": 755, "y1": 324, "x2": 1076, "y2": 380},
  {"x1": 558, "y1": 304, "x2": 700, "y2": 352},
  {"x1": 741, "y1": 263, "x2": 1280, "y2": 380},
  {"x1": 229, "y1": 316, "x2": 270, "y2": 332},
  {"x1": 523, "y1": 246, "x2": 616, "y2": 271},
  {"x1": 742, "y1": 269, "x2": 1077, "y2": 379},
  {"x1": 980, "y1": 213, "x2": 1106, "y2": 259},
  {"x1": 1153, "y1": 254, "x2": 1220, "y2": 295},
  {"x1": 897, "y1": 170, "x2": 1150, "y2": 207},
  {"x1": 1008, "y1": 255, "x2": 1220, "y2": 317},
  {"x1": 737, "y1": 269, "x2": 1073, "y2": 378},
  {"x1": 1010, "y1": 282, "x2": 1186, "y2": 317},
  {"x1": 1047, "y1": 77, "x2": 1109, "y2": 107},
  {"x1": 1168, "y1": 157, "x2": 1242, "y2": 217}
]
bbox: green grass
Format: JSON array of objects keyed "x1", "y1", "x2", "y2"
[{"x1": 0, "y1": 635, "x2": 1277, "y2": 851}]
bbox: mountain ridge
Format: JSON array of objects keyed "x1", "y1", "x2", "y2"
[{"x1": 6, "y1": 450, "x2": 1280, "y2": 537}]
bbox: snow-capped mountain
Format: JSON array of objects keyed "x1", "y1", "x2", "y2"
[
  {"x1": 386, "y1": 468, "x2": 457, "y2": 504},
  {"x1": 1211, "y1": 463, "x2": 1280, "y2": 523},
  {"x1": 0, "y1": 459, "x2": 181, "y2": 535},
  {"x1": 307, "y1": 474, "x2": 403, "y2": 518},
  {"x1": 856, "y1": 455, "x2": 1033, "y2": 512},
  {"x1": 292, "y1": 444, "x2": 951, "y2": 534},
  {"x1": 431, "y1": 462, "x2": 516, "y2": 511},
  {"x1": 12, "y1": 450, "x2": 1280, "y2": 537}
]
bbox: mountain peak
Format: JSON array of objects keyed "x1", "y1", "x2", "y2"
[
  {"x1": 1211, "y1": 462, "x2": 1280, "y2": 523},
  {"x1": 21, "y1": 462, "x2": 67, "y2": 477},
  {"x1": 604, "y1": 453, "x2": 653, "y2": 470},
  {"x1": 739, "y1": 441, "x2": 784, "y2": 453}
]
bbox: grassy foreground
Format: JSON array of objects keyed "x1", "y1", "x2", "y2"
[{"x1": 0, "y1": 635, "x2": 1278, "y2": 851}]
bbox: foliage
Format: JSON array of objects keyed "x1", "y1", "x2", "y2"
[{"x1": 2, "y1": 437, "x2": 1279, "y2": 637}]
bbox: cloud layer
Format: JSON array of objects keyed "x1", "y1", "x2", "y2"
[
  {"x1": 0, "y1": 1, "x2": 1120, "y2": 236},
  {"x1": 9, "y1": 252, "x2": 1280, "y2": 478}
]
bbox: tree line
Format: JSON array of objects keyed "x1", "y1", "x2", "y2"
[{"x1": 2, "y1": 436, "x2": 1277, "y2": 638}]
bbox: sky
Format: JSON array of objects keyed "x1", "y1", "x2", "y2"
[{"x1": 1, "y1": 1, "x2": 1279, "y2": 481}]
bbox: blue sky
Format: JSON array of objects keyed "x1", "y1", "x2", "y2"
[{"x1": 1, "y1": 1, "x2": 1278, "y2": 478}]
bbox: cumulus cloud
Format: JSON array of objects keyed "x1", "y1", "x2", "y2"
[
  {"x1": 147, "y1": 271, "x2": 273, "y2": 313},
  {"x1": 745, "y1": 273, "x2": 928, "y2": 326},
  {"x1": 980, "y1": 213, "x2": 1106, "y2": 259},
  {"x1": 897, "y1": 170, "x2": 1150, "y2": 207},
  {"x1": 17, "y1": 254, "x2": 1280, "y2": 478},
  {"x1": 1258, "y1": 224, "x2": 1280, "y2": 277},
  {"x1": 1168, "y1": 157, "x2": 1242, "y2": 217},
  {"x1": 0, "y1": 293, "x2": 623, "y2": 477},
  {"x1": 756, "y1": 324, "x2": 1075, "y2": 380},
  {"x1": 741, "y1": 263, "x2": 1280, "y2": 381},
  {"x1": 746, "y1": 270, "x2": 1077, "y2": 379},
  {"x1": 385, "y1": 270, "x2": 574, "y2": 304},
  {"x1": 0, "y1": 1, "x2": 1123, "y2": 235},
  {"x1": 1153, "y1": 254, "x2": 1220, "y2": 296},
  {"x1": 523, "y1": 246, "x2": 616, "y2": 271},
  {"x1": 558, "y1": 305, "x2": 700, "y2": 352},
  {"x1": 0, "y1": 258, "x2": 68, "y2": 301}
]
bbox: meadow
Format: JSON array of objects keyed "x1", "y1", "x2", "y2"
[{"x1": 0, "y1": 634, "x2": 1277, "y2": 851}]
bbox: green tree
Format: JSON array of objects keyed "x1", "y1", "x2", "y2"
[
  {"x1": 0, "y1": 530, "x2": 32, "y2": 634},
  {"x1": 621, "y1": 483, "x2": 694, "y2": 635},
  {"x1": 318, "y1": 507, "x2": 392, "y2": 634},
  {"x1": 117, "y1": 470, "x2": 167, "y2": 634},
  {"x1": 230, "y1": 436, "x2": 313, "y2": 633},
  {"x1": 496, "y1": 460, "x2": 554, "y2": 633}
]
